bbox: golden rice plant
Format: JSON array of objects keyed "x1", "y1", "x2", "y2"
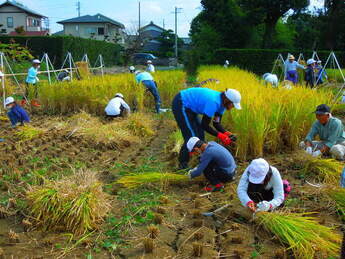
[
  {"x1": 116, "y1": 172, "x2": 188, "y2": 188},
  {"x1": 27, "y1": 170, "x2": 111, "y2": 235},
  {"x1": 16, "y1": 125, "x2": 45, "y2": 141},
  {"x1": 256, "y1": 211, "x2": 341, "y2": 259},
  {"x1": 39, "y1": 70, "x2": 185, "y2": 115},
  {"x1": 165, "y1": 130, "x2": 183, "y2": 154},
  {"x1": 300, "y1": 156, "x2": 342, "y2": 184},
  {"x1": 326, "y1": 188, "x2": 345, "y2": 216},
  {"x1": 198, "y1": 65, "x2": 333, "y2": 159}
]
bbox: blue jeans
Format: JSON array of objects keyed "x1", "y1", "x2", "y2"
[
  {"x1": 7, "y1": 111, "x2": 21, "y2": 126},
  {"x1": 172, "y1": 93, "x2": 205, "y2": 168},
  {"x1": 142, "y1": 80, "x2": 161, "y2": 113}
]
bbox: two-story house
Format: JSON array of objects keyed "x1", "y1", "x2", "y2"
[
  {"x1": 0, "y1": 0, "x2": 48, "y2": 35},
  {"x1": 139, "y1": 21, "x2": 165, "y2": 52},
  {"x1": 57, "y1": 14, "x2": 125, "y2": 44}
]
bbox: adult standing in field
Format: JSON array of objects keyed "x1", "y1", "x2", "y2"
[
  {"x1": 300, "y1": 104, "x2": 345, "y2": 160},
  {"x1": 172, "y1": 87, "x2": 241, "y2": 169},
  {"x1": 284, "y1": 55, "x2": 305, "y2": 85},
  {"x1": 5, "y1": 96, "x2": 30, "y2": 128},
  {"x1": 186, "y1": 137, "x2": 237, "y2": 191},
  {"x1": 237, "y1": 158, "x2": 290, "y2": 213},
  {"x1": 132, "y1": 70, "x2": 161, "y2": 113},
  {"x1": 105, "y1": 93, "x2": 130, "y2": 119},
  {"x1": 25, "y1": 59, "x2": 41, "y2": 107},
  {"x1": 146, "y1": 60, "x2": 155, "y2": 73},
  {"x1": 305, "y1": 59, "x2": 316, "y2": 88}
]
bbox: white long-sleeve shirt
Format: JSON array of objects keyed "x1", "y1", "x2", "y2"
[
  {"x1": 237, "y1": 166, "x2": 284, "y2": 209},
  {"x1": 263, "y1": 73, "x2": 278, "y2": 87},
  {"x1": 105, "y1": 97, "x2": 130, "y2": 116},
  {"x1": 146, "y1": 64, "x2": 155, "y2": 73}
]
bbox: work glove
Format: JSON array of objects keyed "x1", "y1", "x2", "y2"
[
  {"x1": 305, "y1": 146, "x2": 313, "y2": 155},
  {"x1": 246, "y1": 201, "x2": 256, "y2": 212},
  {"x1": 224, "y1": 132, "x2": 237, "y2": 142},
  {"x1": 312, "y1": 150, "x2": 322, "y2": 157},
  {"x1": 217, "y1": 132, "x2": 231, "y2": 145},
  {"x1": 256, "y1": 201, "x2": 272, "y2": 212},
  {"x1": 187, "y1": 168, "x2": 196, "y2": 180}
]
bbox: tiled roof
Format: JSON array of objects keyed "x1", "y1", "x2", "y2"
[
  {"x1": 58, "y1": 14, "x2": 125, "y2": 28},
  {"x1": 0, "y1": 0, "x2": 46, "y2": 17}
]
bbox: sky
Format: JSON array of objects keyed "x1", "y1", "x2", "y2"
[{"x1": 5, "y1": 0, "x2": 324, "y2": 37}]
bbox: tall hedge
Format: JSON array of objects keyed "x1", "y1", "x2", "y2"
[
  {"x1": 214, "y1": 49, "x2": 345, "y2": 75},
  {"x1": 0, "y1": 36, "x2": 122, "y2": 66}
]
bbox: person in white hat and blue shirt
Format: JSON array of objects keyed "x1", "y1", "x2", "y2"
[
  {"x1": 237, "y1": 158, "x2": 286, "y2": 212},
  {"x1": 172, "y1": 87, "x2": 241, "y2": 169},
  {"x1": 4, "y1": 96, "x2": 30, "y2": 128},
  {"x1": 186, "y1": 136, "x2": 237, "y2": 192},
  {"x1": 105, "y1": 93, "x2": 131, "y2": 119},
  {"x1": 25, "y1": 59, "x2": 41, "y2": 106}
]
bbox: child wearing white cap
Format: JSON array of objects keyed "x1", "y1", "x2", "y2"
[
  {"x1": 186, "y1": 136, "x2": 237, "y2": 192},
  {"x1": 105, "y1": 93, "x2": 131, "y2": 119},
  {"x1": 237, "y1": 158, "x2": 289, "y2": 212}
]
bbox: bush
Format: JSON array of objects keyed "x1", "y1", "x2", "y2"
[
  {"x1": 0, "y1": 36, "x2": 122, "y2": 67},
  {"x1": 213, "y1": 49, "x2": 345, "y2": 75}
]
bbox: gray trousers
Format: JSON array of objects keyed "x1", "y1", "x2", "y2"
[{"x1": 299, "y1": 141, "x2": 345, "y2": 160}]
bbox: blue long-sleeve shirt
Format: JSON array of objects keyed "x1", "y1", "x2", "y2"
[
  {"x1": 135, "y1": 72, "x2": 154, "y2": 83},
  {"x1": 284, "y1": 61, "x2": 304, "y2": 73},
  {"x1": 26, "y1": 67, "x2": 39, "y2": 84},
  {"x1": 10, "y1": 104, "x2": 30, "y2": 123},
  {"x1": 191, "y1": 141, "x2": 236, "y2": 178},
  {"x1": 305, "y1": 117, "x2": 345, "y2": 148}
]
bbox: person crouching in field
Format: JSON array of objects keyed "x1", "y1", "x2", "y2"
[
  {"x1": 105, "y1": 93, "x2": 130, "y2": 119},
  {"x1": 305, "y1": 59, "x2": 316, "y2": 88},
  {"x1": 5, "y1": 96, "x2": 30, "y2": 128},
  {"x1": 186, "y1": 137, "x2": 237, "y2": 192},
  {"x1": 262, "y1": 73, "x2": 278, "y2": 87},
  {"x1": 237, "y1": 158, "x2": 290, "y2": 213},
  {"x1": 300, "y1": 104, "x2": 345, "y2": 160}
]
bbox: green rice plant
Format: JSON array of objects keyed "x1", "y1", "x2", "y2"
[
  {"x1": 327, "y1": 188, "x2": 345, "y2": 216},
  {"x1": 300, "y1": 156, "x2": 342, "y2": 184},
  {"x1": 257, "y1": 211, "x2": 341, "y2": 259},
  {"x1": 16, "y1": 125, "x2": 45, "y2": 141},
  {"x1": 198, "y1": 65, "x2": 333, "y2": 160},
  {"x1": 116, "y1": 172, "x2": 188, "y2": 188},
  {"x1": 27, "y1": 169, "x2": 111, "y2": 235}
]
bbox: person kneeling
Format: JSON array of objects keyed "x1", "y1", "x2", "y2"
[
  {"x1": 237, "y1": 158, "x2": 290, "y2": 212},
  {"x1": 300, "y1": 104, "x2": 345, "y2": 160},
  {"x1": 105, "y1": 93, "x2": 130, "y2": 119},
  {"x1": 187, "y1": 137, "x2": 237, "y2": 192},
  {"x1": 5, "y1": 96, "x2": 30, "y2": 128}
]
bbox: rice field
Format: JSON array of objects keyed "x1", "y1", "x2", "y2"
[{"x1": 0, "y1": 65, "x2": 343, "y2": 258}]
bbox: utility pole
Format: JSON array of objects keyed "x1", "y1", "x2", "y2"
[
  {"x1": 163, "y1": 19, "x2": 165, "y2": 30},
  {"x1": 174, "y1": 7, "x2": 182, "y2": 62},
  {"x1": 76, "y1": 1, "x2": 81, "y2": 17},
  {"x1": 138, "y1": 1, "x2": 141, "y2": 36}
]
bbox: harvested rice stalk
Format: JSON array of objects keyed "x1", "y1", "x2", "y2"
[
  {"x1": 165, "y1": 130, "x2": 183, "y2": 154},
  {"x1": 326, "y1": 188, "x2": 345, "y2": 216},
  {"x1": 116, "y1": 172, "x2": 188, "y2": 188},
  {"x1": 16, "y1": 125, "x2": 45, "y2": 141},
  {"x1": 300, "y1": 156, "x2": 342, "y2": 184},
  {"x1": 27, "y1": 170, "x2": 111, "y2": 235},
  {"x1": 0, "y1": 116, "x2": 9, "y2": 122},
  {"x1": 256, "y1": 211, "x2": 341, "y2": 259}
]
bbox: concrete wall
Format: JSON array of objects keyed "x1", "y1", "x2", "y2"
[
  {"x1": 0, "y1": 5, "x2": 43, "y2": 33},
  {"x1": 63, "y1": 23, "x2": 125, "y2": 44}
]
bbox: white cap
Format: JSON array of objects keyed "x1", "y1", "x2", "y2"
[
  {"x1": 288, "y1": 55, "x2": 295, "y2": 60},
  {"x1": 147, "y1": 60, "x2": 152, "y2": 64},
  {"x1": 317, "y1": 60, "x2": 322, "y2": 64},
  {"x1": 263, "y1": 73, "x2": 270, "y2": 79},
  {"x1": 307, "y1": 59, "x2": 316, "y2": 65},
  {"x1": 225, "y1": 89, "x2": 241, "y2": 110},
  {"x1": 5, "y1": 96, "x2": 15, "y2": 106},
  {"x1": 115, "y1": 93, "x2": 123, "y2": 98},
  {"x1": 135, "y1": 70, "x2": 141, "y2": 75},
  {"x1": 129, "y1": 66, "x2": 135, "y2": 71},
  {"x1": 187, "y1": 137, "x2": 200, "y2": 152},
  {"x1": 32, "y1": 59, "x2": 41, "y2": 64},
  {"x1": 248, "y1": 158, "x2": 270, "y2": 184}
]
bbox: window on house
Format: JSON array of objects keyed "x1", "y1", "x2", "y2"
[
  {"x1": 7, "y1": 17, "x2": 13, "y2": 28},
  {"x1": 33, "y1": 19, "x2": 40, "y2": 27},
  {"x1": 86, "y1": 28, "x2": 97, "y2": 34},
  {"x1": 98, "y1": 27, "x2": 104, "y2": 35},
  {"x1": 27, "y1": 18, "x2": 32, "y2": 27}
]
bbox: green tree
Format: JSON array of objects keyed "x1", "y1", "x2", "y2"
[{"x1": 240, "y1": 0, "x2": 309, "y2": 48}]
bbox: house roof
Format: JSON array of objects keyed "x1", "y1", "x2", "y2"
[
  {"x1": 0, "y1": 0, "x2": 46, "y2": 18},
  {"x1": 140, "y1": 21, "x2": 165, "y2": 32},
  {"x1": 58, "y1": 14, "x2": 125, "y2": 28},
  {"x1": 9, "y1": 30, "x2": 49, "y2": 36}
]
